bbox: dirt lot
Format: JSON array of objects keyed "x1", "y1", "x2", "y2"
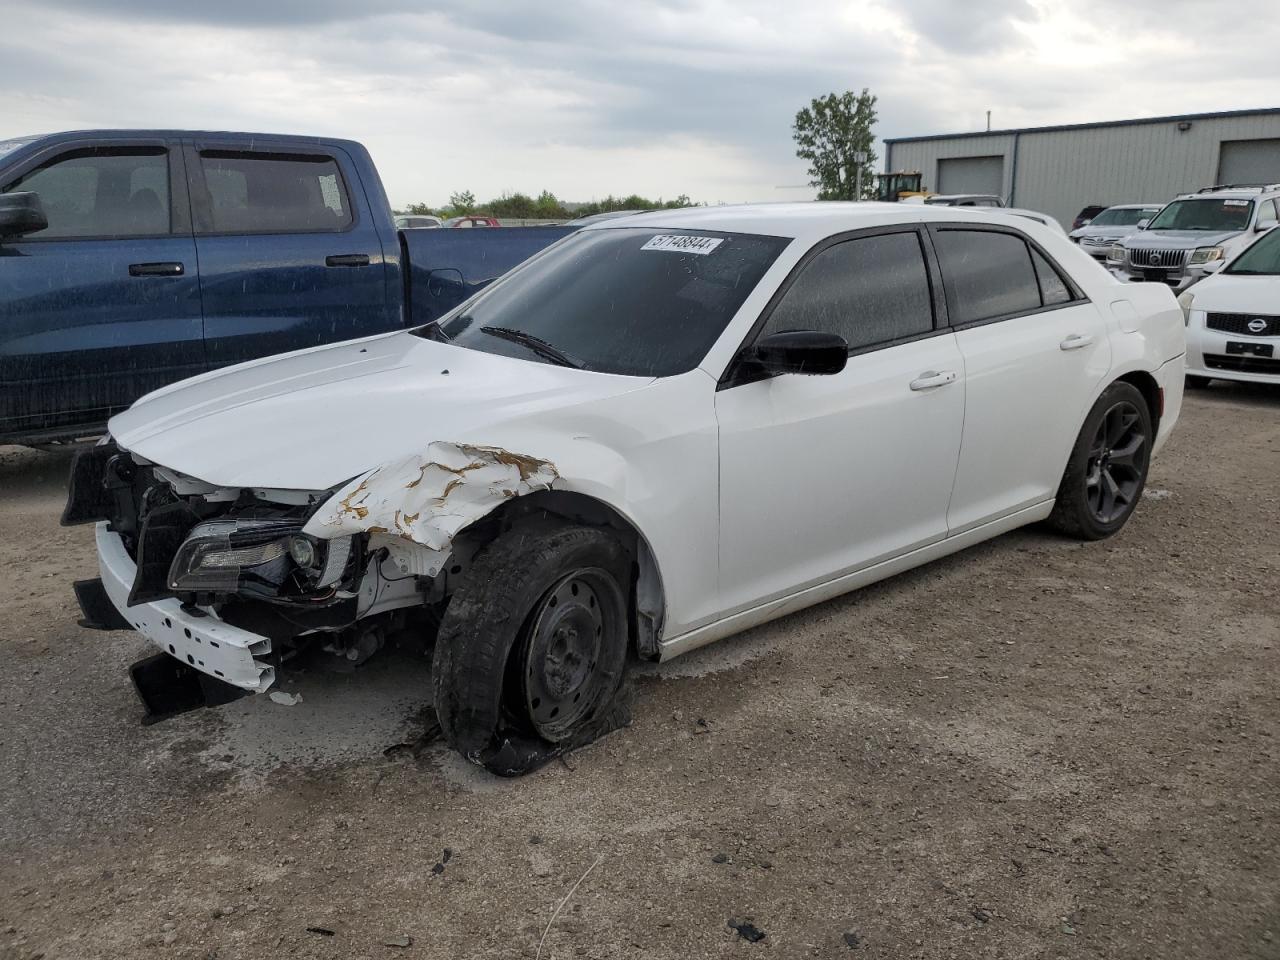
[{"x1": 1, "y1": 386, "x2": 1278, "y2": 960}]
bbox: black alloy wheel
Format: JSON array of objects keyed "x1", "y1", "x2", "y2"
[{"x1": 1084, "y1": 400, "x2": 1148, "y2": 524}]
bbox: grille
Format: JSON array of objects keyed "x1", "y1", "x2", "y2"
[
  {"x1": 1127, "y1": 248, "x2": 1187, "y2": 269},
  {"x1": 1206, "y1": 312, "x2": 1280, "y2": 337},
  {"x1": 1204, "y1": 353, "x2": 1280, "y2": 375},
  {"x1": 1081, "y1": 235, "x2": 1120, "y2": 248}
]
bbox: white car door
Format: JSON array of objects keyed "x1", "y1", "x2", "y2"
[
  {"x1": 931, "y1": 225, "x2": 1112, "y2": 533},
  {"x1": 715, "y1": 227, "x2": 966, "y2": 617}
]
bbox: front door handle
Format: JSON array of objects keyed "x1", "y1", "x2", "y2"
[
  {"x1": 909, "y1": 370, "x2": 958, "y2": 391},
  {"x1": 1060, "y1": 333, "x2": 1096, "y2": 351},
  {"x1": 128, "y1": 262, "x2": 184, "y2": 277},
  {"x1": 325, "y1": 253, "x2": 371, "y2": 267}
]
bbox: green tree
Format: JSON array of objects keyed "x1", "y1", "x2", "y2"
[
  {"x1": 793, "y1": 89, "x2": 878, "y2": 200},
  {"x1": 404, "y1": 201, "x2": 435, "y2": 215},
  {"x1": 448, "y1": 190, "x2": 476, "y2": 215}
]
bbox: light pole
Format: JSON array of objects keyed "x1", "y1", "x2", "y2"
[{"x1": 853, "y1": 151, "x2": 867, "y2": 200}]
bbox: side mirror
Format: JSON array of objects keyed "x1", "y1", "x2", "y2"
[
  {"x1": 0, "y1": 192, "x2": 48, "y2": 239},
  {"x1": 1255, "y1": 218, "x2": 1277, "y2": 233},
  {"x1": 1079, "y1": 218, "x2": 1092, "y2": 227},
  {"x1": 1201, "y1": 260, "x2": 1225, "y2": 274},
  {"x1": 745, "y1": 330, "x2": 848, "y2": 376},
  {"x1": 1136, "y1": 219, "x2": 1151, "y2": 230}
]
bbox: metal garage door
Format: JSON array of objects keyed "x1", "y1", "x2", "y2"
[
  {"x1": 1218, "y1": 139, "x2": 1280, "y2": 186},
  {"x1": 937, "y1": 156, "x2": 1004, "y2": 197}
]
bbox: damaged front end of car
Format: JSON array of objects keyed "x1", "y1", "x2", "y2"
[{"x1": 63, "y1": 437, "x2": 566, "y2": 728}]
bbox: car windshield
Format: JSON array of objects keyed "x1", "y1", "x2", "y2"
[
  {"x1": 1224, "y1": 227, "x2": 1280, "y2": 275},
  {"x1": 1146, "y1": 198, "x2": 1254, "y2": 232},
  {"x1": 419, "y1": 227, "x2": 790, "y2": 377},
  {"x1": 1091, "y1": 207, "x2": 1158, "y2": 227}
]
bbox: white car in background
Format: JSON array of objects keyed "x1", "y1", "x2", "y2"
[
  {"x1": 1070, "y1": 204, "x2": 1164, "y2": 261},
  {"x1": 1179, "y1": 224, "x2": 1280, "y2": 387},
  {"x1": 66, "y1": 203, "x2": 1185, "y2": 775}
]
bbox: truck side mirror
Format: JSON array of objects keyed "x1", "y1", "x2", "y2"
[
  {"x1": 1255, "y1": 218, "x2": 1277, "y2": 233},
  {"x1": 1136, "y1": 219, "x2": 1150, "y2": 230},
  {"x1": 0, "y1": 192, "x2": 48, "y2": 239}
]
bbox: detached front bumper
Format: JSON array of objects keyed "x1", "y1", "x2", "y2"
[{"x1": 95, "y1": 522, "x2": 276, "y2": 694}]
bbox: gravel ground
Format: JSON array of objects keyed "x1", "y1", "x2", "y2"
[{"x1": 1, "y1": 385, "x2": 1278, "y2": 960}]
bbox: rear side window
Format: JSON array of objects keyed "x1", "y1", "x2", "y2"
[
  {"x1": 196, "y1": 151, "x2": 352, "y2": 234},
  {"x1": 934, "y1": 229, "x2": 1074, "y2": 324},
  {"x1": 3, "y1": 147, "x2": 169, "y2": 239},
  {"x1": 761, "y1": 231, "x2": 934, "y2": 351}
]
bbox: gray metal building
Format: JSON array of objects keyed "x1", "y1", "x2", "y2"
[{"x1": 884, "y1": 108, "x2": 1280, "y2": 226}]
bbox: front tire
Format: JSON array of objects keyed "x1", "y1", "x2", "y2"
[
  {"x1": 1047, "y1": 382, "x2": 1152, "y2": 540},
  {"x1": 431, "y1": 522, "x2": 631, "y2": 775}
]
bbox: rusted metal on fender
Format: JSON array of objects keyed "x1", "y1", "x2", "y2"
[{"x1": 302, "y1": 441, "x2": 561, "y2": 551}]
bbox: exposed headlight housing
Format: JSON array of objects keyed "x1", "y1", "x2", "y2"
[
  {"x1": 1177, "y1": 291, "x2": 1195, "y2": 325},
  {"x1": 1188, "y1": 246, "x2": 1225, "y2": 265},
  {"x1": 168, "y1": 519, "x2": 354, "y2": 598},
  {"x1": 1107, "y1": 244, "x2": 1127, "y2": 263}
]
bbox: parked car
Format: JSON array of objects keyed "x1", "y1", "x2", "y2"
[
  {"x1": 1072, "y1": 205, "x2": 1107, "y2": 230},
  {"x1": 64, "y1": 203, "x2": 1185, "y2": 774},
  {"x1": 970, "y1": 206, "x2": 1068, "y2": 234},
  {"x1": 1178, "y1": 223, "x2": 1280, "y2": 387},
  {"x1": 395, "y1": 214, "x2": 442, "y2": 229},
  {"x1": 1070, "y1": 204, "x2": 1164, "y2": 260},
  {"x1": 0, "y1": 131, "x2": 570, "y2": 446},
  {"x1": 1108, "y1": 185, "x2": 1280, "y2": 290},
  {"x1": 923, "y1": 194, "x2": 1004, "y2": 207},
  {"x1": 443, "y1": 215, "x2": 500, "y2": 228}
]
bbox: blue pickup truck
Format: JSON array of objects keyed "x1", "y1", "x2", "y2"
[{"x1": 0, "y1": 130, "x2": 574, "y2": 446}]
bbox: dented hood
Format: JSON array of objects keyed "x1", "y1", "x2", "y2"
[{"x1": 108, "y1": 331, "x2": 653, "y2": 489}]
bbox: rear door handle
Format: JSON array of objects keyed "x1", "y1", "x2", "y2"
[
  {"x1": 128, "y1": 262, "x2": 184, "y2": 277},
  {"x1": 1060, "y1": 334, "x2": 1095, "y2": 351},
  {"x1": 909, "y1": 370, "x2": 958, "y2": 391},
  {"x1": 325, "y1": 254, "x2": 371, "y2": 267}
]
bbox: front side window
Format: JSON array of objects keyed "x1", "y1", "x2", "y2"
[
  {"x1": 424, "y1": 228, "x2": 789, "y2": 377},
  {"x1": 197, "y1": 151, "x2": 352, "y2": 234},
  {"x1": 1224, "y1": 227, "x2": 1280, "y2": 275},
  {"x1": 3, "y1": 148, "x2": 169, "y2": 239},
  {"x1": 760, "y1": 231, "x2": 934, "y2": 351},
  {"x1": 1146, "y1": 198, "x2": 1254, "y2": 232}
]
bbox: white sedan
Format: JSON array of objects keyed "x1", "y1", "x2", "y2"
[
  {"x1": 66, "y1": 203, "x2": 1186, "y2": 775},
  {"x1": 1179, "y1": 225, "x2": 1280, "y2": 387}
]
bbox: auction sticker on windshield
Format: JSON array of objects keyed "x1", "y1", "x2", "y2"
[
  {"x1": 641, "y1": 235, "x2": 725, "y2": 255},
  {"x1": 1224, "y1": 200, "x2": 1250, "y2": 207}
]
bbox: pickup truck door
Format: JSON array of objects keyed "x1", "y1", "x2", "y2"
[
  {"x1": 184, "y1": 139, "x2": 389, "y2": 369},
  {"x1": 0, "y1": 138, "x2": 203, "y2": 439}
]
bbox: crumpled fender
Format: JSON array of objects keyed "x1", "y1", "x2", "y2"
[{"x1": 303, "y1": 441, "x2": 562, "y2": 548}]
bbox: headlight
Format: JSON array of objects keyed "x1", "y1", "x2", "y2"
[
  {"x1": 168, "y1": 519, "x2": 353, "y2": 597},
  {"x1": 1177, "y1": 291, "x2": 1195, "y2": 325},
  {"x1": 1107, "y1": 244, "x2": 1127, "y2": 263},
  {"x1": 1188, "y1": 246, "x2": 1225, "y2": 265}
]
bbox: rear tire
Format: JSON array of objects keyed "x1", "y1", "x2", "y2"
[
  {"x1": 1046, "y1": 382, "x2": 1152, "y2": 541},
  {"x1": 1185, "y1": 375, "x2": 1212, "y2": 389},
  {"x1": 431, "y1": 521, "x2": 631, "y2": 775}
]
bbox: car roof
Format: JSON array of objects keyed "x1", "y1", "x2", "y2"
[
  {"x1": 1105, "y1": 203, "x2": 1163, "y2": 210},
  {"x1": 583, "y1": 201, "x2": 1064, "y2": 243}
]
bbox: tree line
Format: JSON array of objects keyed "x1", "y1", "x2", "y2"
[{"x1": 401, "y1": 190, "x2": 696, "y2": 220}]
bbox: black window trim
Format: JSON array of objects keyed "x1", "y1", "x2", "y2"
[
  {"x1": 0, "y1": 137, "x2": 188, "y2": 243},
  {"x1": 184, "y1": 139, "x2": 360, "y2": 238},
  {"x1": 718, "y1": 223, "x2": 950, "y2": 390},
  {"x1": 926, "y1": 222, "x2": 1089, "y2": 331}
]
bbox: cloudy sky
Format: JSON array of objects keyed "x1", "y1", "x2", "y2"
[{"x1": 2, "y1": 0, "x2": 1276, "y2": 207}]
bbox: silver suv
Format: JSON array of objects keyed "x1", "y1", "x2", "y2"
[{"x1": 1108, "y1": 185, "x2": 1280, "y2": 290}]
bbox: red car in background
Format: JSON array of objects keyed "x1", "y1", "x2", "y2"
[{"x1": 443, "y1": 215, "x2": 501, "y2": 228}]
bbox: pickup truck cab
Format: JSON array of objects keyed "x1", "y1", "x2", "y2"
[{"x1": 0, "y1": 130, "x2": 567, "y2": 445}]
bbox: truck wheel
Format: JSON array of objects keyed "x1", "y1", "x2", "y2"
[
  {"x1": 431, "y1": 522, "x2": 631, "y2": 775},
  {"x1": 1046, "y1": 382, "x2": 1152, "y2": 541},
  {"x1": 1185, "y1": 375, "x2": 1212, "y2": 389}
]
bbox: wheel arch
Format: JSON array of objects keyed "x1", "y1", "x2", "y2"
[
  {"x1": 1112, "y1": 368, "x2": 1162, "y2": 435},
  {"x1": 451, "y1": 488, "x2": 669, "y2": 661}
]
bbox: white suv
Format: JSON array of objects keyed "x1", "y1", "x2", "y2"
[{"x1": 1108, "y1": 185, "x2": 1280, "y2": 290}]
